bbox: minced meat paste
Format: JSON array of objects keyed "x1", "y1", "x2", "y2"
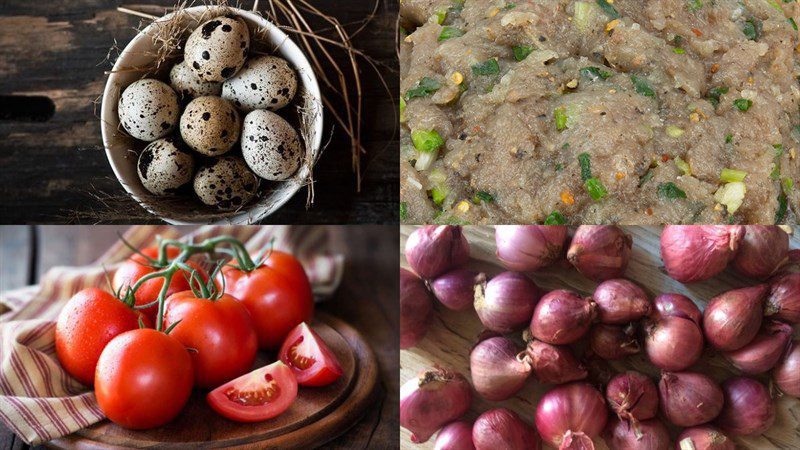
[{"x1": 399, "y1": 0, "x2": 800, "y2": 224}]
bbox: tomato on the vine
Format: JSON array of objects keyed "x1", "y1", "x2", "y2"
[
  {"x1": 207, "y1": 361, "x2": 298, "y2": 422},
  {"x1": 113, "y1": 246, "x2": 206, "y2": 321},
  {"x1": 95, "y1": 328, "x2": 193, "y2": 430},
  {"x1": 219, "y1": 251, "x2": 314, "y2": 350},
  {"x1": 164, "y1": 291, "x2": 258, "y2": 389},
  {"x1": 279, "y1": 322, "x2": 343, "y2": 387},
  {"x1": 55, "y1": 287, "x2": 148, "y2": 386}
]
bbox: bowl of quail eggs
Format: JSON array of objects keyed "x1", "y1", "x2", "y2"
[{"x1": 101, "y1": 5, "x2": 323, "y2": 224}]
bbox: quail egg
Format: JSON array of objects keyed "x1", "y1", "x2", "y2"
[
  {"x1": 179, "y1": 96, "x2": 241, "y2": 156},
  {"x1": 137, "y1": 138, "x2": 195, "y2": 196},
  {"x1": 241, "y1": 110, "x2": 302, "y2": 181},
  {"x1": 184, "y1": 15, "x2": 250, "y2": 82},
  {"x1": 221, "y1": 55, "x2": 298, "y2": 111},
  {"x1": 118, "y1": 79, "x2": 180, "y2": 141},
  {"x1": 169, "y1": 61, "x2": 222, "y2": 98},
  {"x1": 193, "y1": 156, "x2": 258, "y2": 210}
]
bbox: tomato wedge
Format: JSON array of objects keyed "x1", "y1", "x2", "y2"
[
  {"x1": 207, "y1": 361, "x2": 298, "y2": 422},
  {"x1": 278, "y1": 323, "x2": 343, "y2": 387}
]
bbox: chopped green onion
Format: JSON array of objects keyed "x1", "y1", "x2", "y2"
[
  {"x1": 742, "y1": 18, "x2": 761, "y2": 40},
  {"x1": 578, "y1": 152, "x2": 592, "y2": 181},
  {"x1": 580, "y1": 66, "x2": 612, "y2": 81},
  {"x1": 585, "y1": 177, "x2": 608, "y2": 201},
  {"x1": 783, "y1": 177, "x2": 794, "y2": 194},
  {"x1": 715, "y1": 182, "x2": 746, "y2": 213},
  {"x1": 596, "y1": 0, "x2": 620, "y2": 19},
  {"x1": 658, "y1": 182, "x2": 687, "y2": 200},
  {"x1": 638, "y1": 169, "x2": 655, "y2": 187},
  {"x1": 767, "y1": 0, "x2": 784, "y2": 11},
  {"x1": 438, "y1": 26, "x2": 464, "y2": 41},
  {"x1": 673, "y1": 47, "x2": 686, "y2": 54},
  {"x1": 472, "y1": 59, "x2": 500, "y2": 76},
  {"x1": 790, "y1": 18, "x2": 798, "y2": 31},
  {"x1": 733, "y1": 98, "x2": 753, "y2": 111},
  {"x1": 504, "y1": 2, "x2": 516, "y2": 9},
  {"x1": 544, "y1": 211, "x2": 567, "y2": 225},
  {"x1": 674, "y1": 35, "x2": 684, "y2": 46},
  {"x1": 631, "y1": 75, "x2": 656, "y2": 97},
  {"x1": 720, "y1": 168, "x2": 748, "y2": 182},
  {"x1": 400, "y1": 202, "x2": 408, "y2": 220},
  {"x1": 771, "y1": 145, "x2": 784, "y2": 180},
  {"x1": 675, "y1": 156, "x2": 691, "y2": 175},
  {"x1": 688, "y1": 0, "x2": 703, "y2": 11},
  {"x1": 431, "y1": 186, "x2": 448, "y2": 205},
  {"x1": 666, "y1": 125, "x2": 685, "y2": 137},
  {"x1": 512, "y1": 45, "x2": 534, "y2": 61},
  {"x1": 400, "y1": 97, "x2": 407, "y2": 123},
  {"x1": 707, "y1": 86, "x2": 728, "y2": 107},
  {"x1": 555, "y1": 163, "x2": 564, "y2": 171},
  {"x1": 776, "y1": 192, "x2": 788, "y2": 223},
  {"x1": 412, "y1": 129, "x2": 445, "y2": 170},
  {"x1": 473, "y1": 191, "x2": 495, "y2": 203},
  {"x1": 404, "y1": 77, "x2": 441, "y2": 100},
  {"x1": 725, "y1": 134, "x2": 733, "y2": 144},
  {"x1": 555, "y1": 107, "x2": 568, "y2": 132},
  {"x1": 574, "y1": 2, "x2": 597, "y2": 32}
]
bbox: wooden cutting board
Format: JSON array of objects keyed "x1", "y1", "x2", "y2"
[
  {"x1": 49, "y1": 312, "x2": 379, "y2": 449},
  {"x1": 400, "y1": 225, "x2": 800, "y2": 450}
]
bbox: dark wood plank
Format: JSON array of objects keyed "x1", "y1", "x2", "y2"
[{"x1": 0, "y1": 0, "x2": 399, "y2": 224}]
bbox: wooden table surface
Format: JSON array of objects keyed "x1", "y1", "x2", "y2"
[
  {"x1": 0, "y1": 225, "x2": 399, "y2": 449},
  {"x1": 0, "y1": 0, "x2": 398, "y2": 224}
]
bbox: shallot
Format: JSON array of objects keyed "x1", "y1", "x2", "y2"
[
  {"x1": 431, "y1": 270, "x2": 484, "y2": 311},
  {"x1": 535, "y1": 382, "x2": 608, "y2": 450},
  {"x1": 660, "y1": 225, "x2": 744, "y2": 283},
  {"x1": 592, "y1": 279, "x2": 651, "y2": 324},
  {"x1": 589, "y1": 323, "x2": 641, "y2": 360},
  {"x1": 495, "y1": 225, "x2": 568, "y2": 272},
  {"x1": 567, "y1": 225, "x2": 632, "y2": 281},
  {"x1": 715, "y1": 377, "x2": 775, "y2": 436},
  {"x1": 773, "y1": 340, "x2": 800, "y2": 397},
  {"x1": 605, "y1": 371, "x2": 659, "y2": 422},
  {"x1": 723, "y1": 320, "x2": 793, "y2": 374},
  {"x1": 405, "y1": 226, "x2": 470, "y2": 279},
  {"x1": 703, "y1": 284, "x2": 767, "y2": 351},
  {"x1": 603, "y1": 417, "x2": 670, "y2": 450},
  {"x1": 474, "y1": 272, "x2": 540, "y2": 333},
  {"x1": 400, "y1": 367, "x2": 473, "y2": 443},
  {"x1": 731, "y1": 225, "x2": 789, "y2": 279},
  {"x1": 765, "y1": 272, "x2": 800, "y2": 324},
  {"x1": 400, "y1": 268, "x2": 434, "y2": 349},
  {"x1": 470, "y1": 336, "x2": 531, "y2": 401},
  {"x1": 435, "y1": 421, "x2": 475, "y2": 450},
  {"x1": 524, "y1": 339, "x2": 587, "y2": 385},
  {"x1": 658, "y1": 372, "x2": 723, "y2": 427},
  {"x1": 652, "y1": 293, "x2": 702, "y2": 327},
  {"x1": 473, "y1": 408, "x2": 540, "y2": 450},
  {"x1": 530, "y1": 289, "x2": 596, "y2": 345},
  {"x1": 644, "y1": 316, "x2": 703, "y2": 371},
  {"x1": 676, "y1": 426, "x2": 735, "y2": 450}
]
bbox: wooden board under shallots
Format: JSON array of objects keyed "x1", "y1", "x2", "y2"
[{"x1": 400, "y1": 225, "x2": 800, "y2": 450}]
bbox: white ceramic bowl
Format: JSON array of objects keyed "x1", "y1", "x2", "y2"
[{"x1": 101, "y1": 6, "x2": 323, "y2": 224}]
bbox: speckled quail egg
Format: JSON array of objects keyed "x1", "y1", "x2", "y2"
[
  {"x1": 179, "y1": 96, "x2": 241, "y2": 156},
  {"x1": 169, "y1": 61, "x2": 222, "y2": 98},
  {"x1": 241, "y1": 110, "x2": 302, "y2": 181},
  {"x1": 185, "y1": 15, "x2": 250, "y2": 82},
  {"x1": 193, "y1": 156, "x2": 258, "y2": 210},
  {"x1": 118, "y1": 79, "x2": 180, "y2": 141},
  {"x1": 137, "y1": 138, "x2": 195, "y2": 196},
  {"x1": 221, "y1": 55, "x2": 298, "y2": 111}
]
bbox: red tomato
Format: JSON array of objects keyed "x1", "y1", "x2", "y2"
[
  {"x1": 95, "y1": 328, "x2": 193, "y2": 430},
  {"x1": 163, "y1": 291, "x2": 258, "y2": 389},
  {"x1": 207, "y1": 361, "x2": 298, "y2": 422},
  {"x1": 279, "y1": 323, "x2": 343, "y2": 387},
  {"x1": 112, "y1": 246, "x2": 207, "y2": 321},
  {"x1": 219, "y1": 251, "x2": 314, "y2": 350},
  {"x1": 55, "y1": 288, "x2": 148, "y2": 386}
]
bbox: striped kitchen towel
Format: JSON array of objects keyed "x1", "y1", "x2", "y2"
[{"x1": 0, "y1": 225, "x2": 345, "y2": 445}]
